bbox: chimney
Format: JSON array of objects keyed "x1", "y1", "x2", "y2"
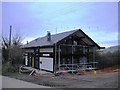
[
  {"x1": 27, "y1": 41, "x2": 28, "y2": 44},
  {"x1": 47, "y1": 31, "x2": 51, "y2": 41}
]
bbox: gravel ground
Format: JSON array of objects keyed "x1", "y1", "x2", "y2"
[{"x1": 8, "y1": 72, "x2": 118, "y2": 88}]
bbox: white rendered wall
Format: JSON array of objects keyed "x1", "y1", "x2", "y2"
[
  {"x1": 40, "y1": 48, "x2": 53, "y2": 52},
  {"x1": 40, "y1": 57, "x2": 53, "y2": 72},
  {"x1": 25, "y1": 55, "x2": 28, "y2": 66}
]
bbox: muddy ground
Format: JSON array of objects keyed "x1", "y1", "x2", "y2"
[{"x1": 8, "y1": 71, "x2": 118, "y2": 88}]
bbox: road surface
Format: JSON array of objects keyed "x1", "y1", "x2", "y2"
[{"x1": 2, "y1": 75, "x2": 50, "y2": 88}]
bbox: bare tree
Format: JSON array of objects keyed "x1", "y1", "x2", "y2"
[{"x1": 2, "y1": 26, "x2": 24, "y2": 70}]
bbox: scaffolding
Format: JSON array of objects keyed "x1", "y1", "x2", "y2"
[{"x1": 56, "y1": 44, "x2": 98, "y2": 74}]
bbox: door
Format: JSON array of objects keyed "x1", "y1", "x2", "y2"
[
  {"x1": 34, "y1": 56, "x2": 39, "y2": 69},
  {"x1": 39, "y1": 57, "x2": 53, "y2": 72},
  {"x1": 32, "y1": 56, "x2": 34, "y2": 68}
]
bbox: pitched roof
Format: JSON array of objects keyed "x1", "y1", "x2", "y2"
[
  {"x1": 23, "y1": 29, "x2": 101, "y2": 48},
  {"x1": 23, "y1": 29, "x2": 77, "y2": 48}
]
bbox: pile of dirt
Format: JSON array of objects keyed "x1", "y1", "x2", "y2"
[{"x1": 97, "y1": 66, "x2": 119, "y2": 73}]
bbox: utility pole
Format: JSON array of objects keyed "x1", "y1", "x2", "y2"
[
  {"x1": 9, "y1": 25, "x2": 12, "y2": 66},
  {"x1": 9, "y1": 25, "x2": 12, "y2": 46}
]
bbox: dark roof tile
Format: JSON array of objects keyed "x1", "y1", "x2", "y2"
[{"x1": 23, "y1": 29, "x2": 77, "y2": 48}]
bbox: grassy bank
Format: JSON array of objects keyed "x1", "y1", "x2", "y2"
[{"x1": 2, "y1": 63, "x2": 19, "y2": 77}]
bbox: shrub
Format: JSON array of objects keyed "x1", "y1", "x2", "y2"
[{"x1": 96, "y1": 51, "x2": 119, "y2": 69}]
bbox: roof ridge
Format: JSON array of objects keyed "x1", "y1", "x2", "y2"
[
  {"x1": 23, "y1": 29, "x2": 81, "y2": 47},
  {"x1": 51, "y1": 29, "x2": 79, "y2": 36},
  {"x1": 34, "y1": 29, "x2": 79, "y2": 40}
]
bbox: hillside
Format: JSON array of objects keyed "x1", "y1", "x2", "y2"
[{"x1": 99, "y1": 45, "x2": 120, "y2": 54}]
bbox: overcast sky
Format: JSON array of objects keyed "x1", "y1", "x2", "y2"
[{"x1": 2, "y1": 2, "x2": 118, "y2": 47}]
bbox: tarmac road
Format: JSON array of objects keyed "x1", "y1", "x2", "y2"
[{"x1": 2, "y1": 75, "x2": 50, "y2": 88}]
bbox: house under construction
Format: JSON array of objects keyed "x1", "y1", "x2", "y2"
[{"x1": 23, "y1": 29, "x2": 103, "y2": 73}]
